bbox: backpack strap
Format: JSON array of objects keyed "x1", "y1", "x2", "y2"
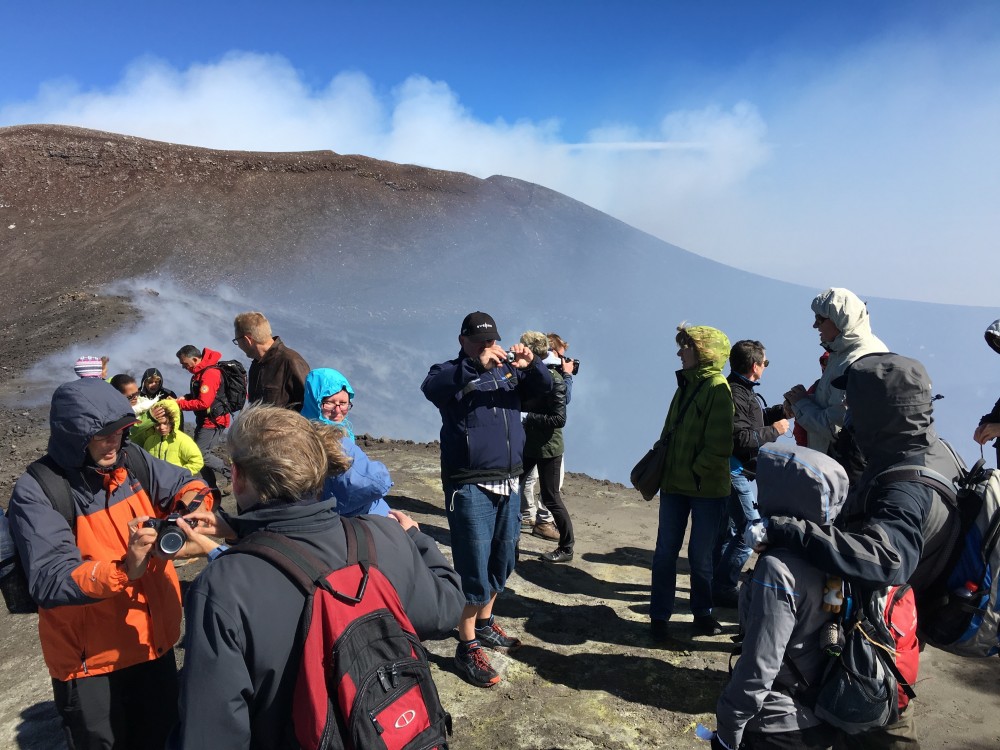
[
  {"x1": 25, "y1": 455, "x2": 76, "y2": 528},
  {"x1": 343, "y1": 516, "x2": 378, "y2": 568},
  {"x1": 869, "y1": 465, "x2": 958, "y2": 509},
  {"x1": 225, "y1": 524, "x2": 371, "y2": 604},
  {"x1": 225, "y1": 531, "x2": 327, "y2": 595},
  {"x1": 122, "y1": 442, "x2": 157, "y2": 506},
  {"x1": 23, "y1": 445, "x2": 159, "y2": 531}
]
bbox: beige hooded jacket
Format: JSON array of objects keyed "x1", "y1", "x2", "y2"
[{"x1": 793, "y1": 287, "x2": 888, "y2": 454}]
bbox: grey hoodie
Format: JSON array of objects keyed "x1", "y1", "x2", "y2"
[{"x1": 716, "y1": 443, "x2": 848, "y2": 748}]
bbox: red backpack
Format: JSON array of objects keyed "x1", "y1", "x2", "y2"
[{"x1": 226, "y1": 517, "x2": 451, "y2": 750}]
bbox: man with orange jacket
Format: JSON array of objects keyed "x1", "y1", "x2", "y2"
[
  {"x1": 7, "y1": 378, "x2": 212, "y2": 749},
  {"x1": 175, "y1": 344, "x2": 232, "y2": 491}
]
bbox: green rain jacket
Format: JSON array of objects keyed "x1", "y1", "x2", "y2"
[{"x1": 659, "y1": 326, "x2": 734, "y2": 498}]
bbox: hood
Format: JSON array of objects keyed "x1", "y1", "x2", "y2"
[
  {"x1": 139, "y1": 367, "x2": 164, "y2": 397},
  {"x1": 986, "y1": 319, "x2": 1000, "y2": 356},
  {"x1": 844, "y1": 353, "x2": 936, "y2": 470},
  {"x1": 157, "y1": 399, "x2": 182, "y2": 434},
  {"x1": 811, "y1": 288, "x2": 878, "y2": 354},
  {"x1": 302, "y1": 368, "x2": 356, "y2": 437},
  {"x1": 756, "y1": 443, "x2": 848, "y2": 525},
  {"x1": 48, "y1": 379, "x2": 137, "y2": 470},
  {"x1": 686, "y1": 326, "x2": 730, "y2": 378},
  {"x1": 189, "y1": 347, "x2": 223, "y2": 374}
]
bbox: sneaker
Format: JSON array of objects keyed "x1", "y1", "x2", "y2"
[
  {"x1": 541, "y1": 548, "x2": 574, "y2": 563},
  {"x1": 474, "y1": 619, "x2": 522, "y2": 653},
  {"x1": 454, "y1": 644, "x2": 500, "y2": 688},
  {"x1": 692, "y1": 615, "x2": 724, "y2": 636},
  {"x1": 532, "y1": 521, "x2": 560, "y2": 541}
]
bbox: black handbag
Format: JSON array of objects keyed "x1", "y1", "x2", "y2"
[{"x1": 630, "y1": 440, "x2": 668, "y2": 501}]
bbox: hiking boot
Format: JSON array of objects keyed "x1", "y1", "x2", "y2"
[
  {"x1": 520, "y1": 517, "x2": 534, "y2": 532},
  {"x1": 532, "y1": 521, "x2": 560, "y2": 541},
  {"x1": 692, "y1": 615, "x2": 724, "y2": 636},
  {"x1": 474, "y1": 619, "x2": 522, "y2": 653},
  {"x1": 454, "y1": 644, "x2": 500, "y2": 688},
  {"x1": 541, "y1": 548, "x2": 574, "y2": 563},
  {"x1": 650, "y1": 618, "x2": 672, "y2": 643}
]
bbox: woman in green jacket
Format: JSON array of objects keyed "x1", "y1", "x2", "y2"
[{"x1": 650, "y1": 325, "x2": 734, "y2": 641}]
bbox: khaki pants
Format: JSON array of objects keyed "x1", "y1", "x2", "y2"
[{"x1": 834, "y1": 710, "x2": 919, "y2": 750}]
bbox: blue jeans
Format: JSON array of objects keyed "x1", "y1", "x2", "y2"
[
  {"x1": 650, "y1": 493, "x2": 727, "y2": 620},
  {"x1": 443, "y1": 482, "x2": 520, "y2": 606},
  {"x1": 713, "y1": 473, "x2": 759, "y2": 595}
]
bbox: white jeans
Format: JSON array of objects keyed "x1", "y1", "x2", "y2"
[{"x1": 519, "y1": 461, "x2": 565, "y2": 524}]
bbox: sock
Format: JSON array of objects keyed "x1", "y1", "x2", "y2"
[{"x1": 475, "y1": 616, "x2": 494, "y2": 630}]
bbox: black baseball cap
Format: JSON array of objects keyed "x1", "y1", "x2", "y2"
[{"x1": 460, "y1": 311, "x2": 501, "y2": 342}]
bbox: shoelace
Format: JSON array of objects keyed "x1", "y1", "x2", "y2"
[{"x1": 469, "y1": 647, "x2": 493, "y2": 671}]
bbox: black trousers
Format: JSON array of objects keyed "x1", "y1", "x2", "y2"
[
  {"x1": 743, "y1": 724, "x2": 835, "y2": 749},
  {"x1": 52, "y1": 650, "x2": 178, "y2": 750},
  {"x1": 522, "y1": 454, "x2": 574, "y2": 551}
]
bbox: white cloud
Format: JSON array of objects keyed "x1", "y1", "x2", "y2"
[{"x1": 3, "y1": 25, "x2": 999, "y2": 304}]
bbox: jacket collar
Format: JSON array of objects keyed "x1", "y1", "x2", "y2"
[{"x1": 223, "y1": 497, "x2": 340, "y2": 539}]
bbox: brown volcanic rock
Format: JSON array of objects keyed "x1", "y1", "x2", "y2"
[{"x1": 0, "y1": 124, "x2": 590, "y2": 381}]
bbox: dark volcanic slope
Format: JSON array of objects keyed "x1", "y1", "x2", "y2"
[{"x1": 1, "y1": 123, "x2": 617, "y2": 376}]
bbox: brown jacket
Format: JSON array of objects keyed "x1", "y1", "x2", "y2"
[{"x1": 247, "y1": 336, "x2": 310, "y2": 411}]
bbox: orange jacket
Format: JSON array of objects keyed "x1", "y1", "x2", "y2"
[{"x1": 8, "y1": 379, "x2": 211, "y2": 680}]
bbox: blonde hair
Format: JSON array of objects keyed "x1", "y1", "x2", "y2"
[
  {"x1": 520, "y1": 330, "x2": 549, "y2": 360},
  {"x1": 546, "y1": 332, "x2": 568, "y2": 352},
  {"x1": 233, "y1": 311, "x2": 273, "y2": 344},
  {"x1": 226, "y1": 404, "x2": 351, "y2": 504}
]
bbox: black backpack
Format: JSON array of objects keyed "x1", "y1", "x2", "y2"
[
  {"x1": 0, "y1": 444, "x2": 152, "y2": 614},
  {"x1": 222, "y1": 517, "x2": 451, "y2": 750},
  {"x1": 207, "y1": 360, "x2": 248, "y2": 420}
]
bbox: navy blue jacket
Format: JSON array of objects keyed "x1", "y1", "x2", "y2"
[{"x1": 422, "y1": 352, "x2": 552, "y2": 484}]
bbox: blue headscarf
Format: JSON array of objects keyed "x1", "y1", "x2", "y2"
[{"x1": 302, "y1": 368, "x2": 356, "y2": 441}]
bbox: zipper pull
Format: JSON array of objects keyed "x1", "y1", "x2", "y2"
[
  {"x1": 370, "y1": 710, "x2": 384, "y2": 735},
  {"x1": 377, "y1": 666, "x2": 391, "y2": 692},
  {"x1": 390, "y1": 665, "x2": 399, "y2": 688}
]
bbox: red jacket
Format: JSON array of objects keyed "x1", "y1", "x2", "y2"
[{"x1": 177, "y1": 347, "x2": 231, "y2": 429}]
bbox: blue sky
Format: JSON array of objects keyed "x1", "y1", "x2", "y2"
[{"x1": 3, "y1": 1, "x2": 999, "y2": 304}]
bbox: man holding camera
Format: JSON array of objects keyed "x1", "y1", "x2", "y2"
[
  {"x1": 422, "y1": 311, "x2": 552, "y2": 688},
  {"x1": 6, "y1": 378, "x2": 211, "y2": 749}
]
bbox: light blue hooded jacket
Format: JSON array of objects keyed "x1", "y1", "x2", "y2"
[{"x1": 301, "y1": 368, "x2": 390, "y2": 517}]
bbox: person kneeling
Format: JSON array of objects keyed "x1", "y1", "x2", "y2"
[{"x1": 712, "y1": 444, "x2": 847, "y2": 750}]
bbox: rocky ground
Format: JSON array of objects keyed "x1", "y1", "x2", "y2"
[{"x1": 1, "y1": 369, "x2": 998, "y2": 749}]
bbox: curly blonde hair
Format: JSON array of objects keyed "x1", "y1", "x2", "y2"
[
  {"x1": 226, "y1": 404, "x2": 352, "y2": 503},
  {"x1": 520, "y1": 330, "x2": 549, "y2": 359}
]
